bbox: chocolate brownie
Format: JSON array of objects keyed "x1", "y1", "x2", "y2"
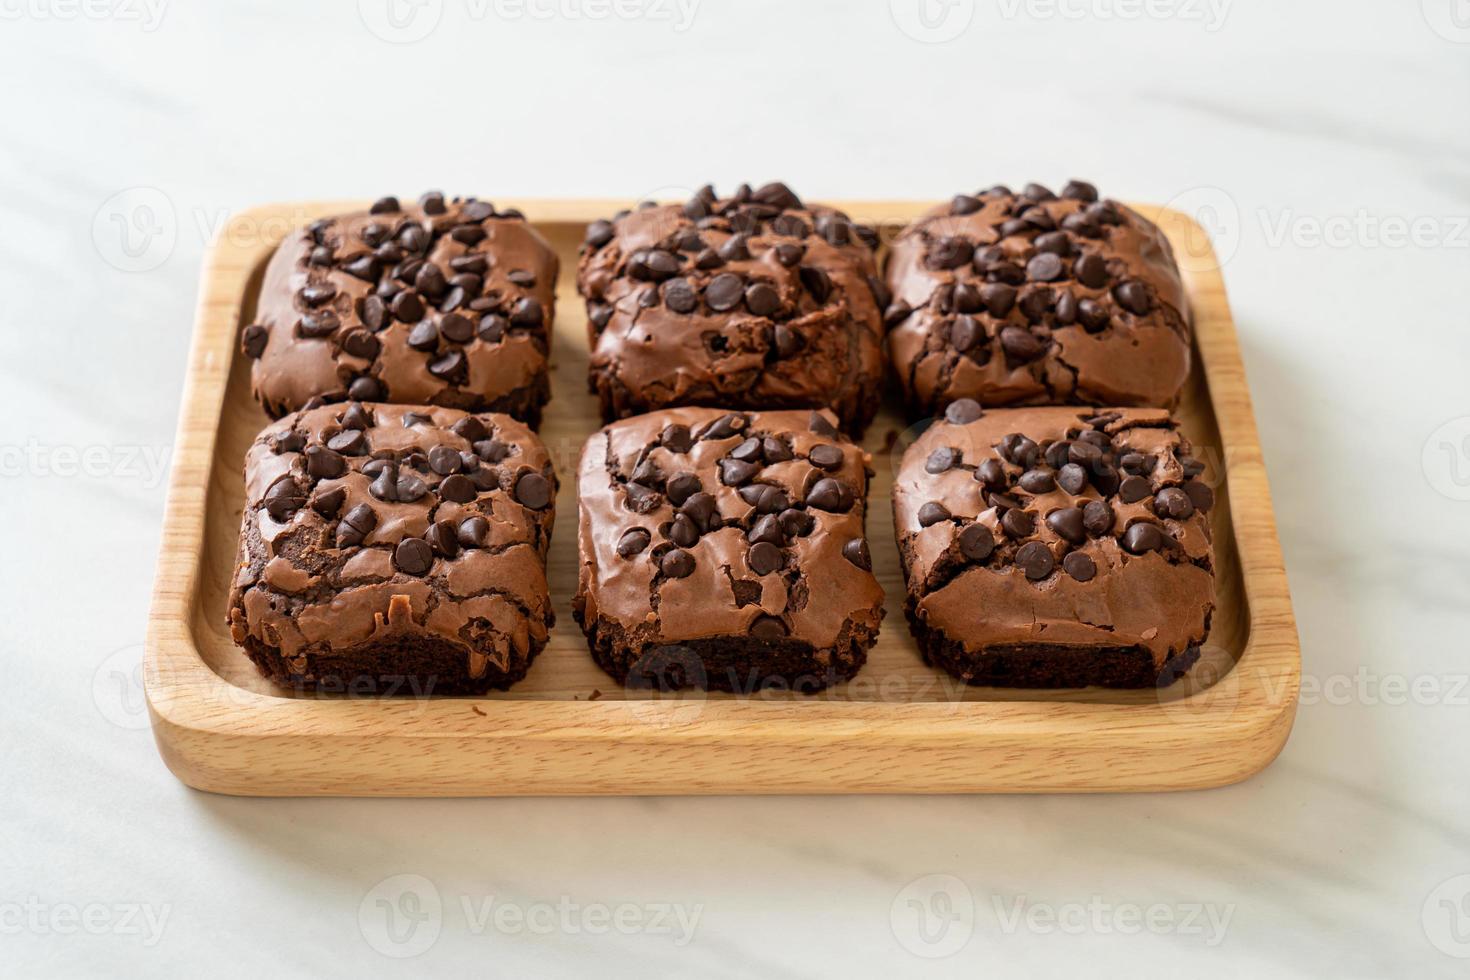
[
  {"x1": 884, "y1": 180, "x2": 1191, "y2": 417},
  {"x1": 892, "y1": 401, "x2": 1214, "y2": 688},
  {"x1": 576, "y1": 182, "x2": 886, "y2": 434},
  {"x1": 226, "y1": 403, "x2": 557, "y2": 695},
  {"x1": 243, "y1": 193, "x2": 558, "y2": 426},
  {"x1": 573, "y1": 407, "x2": 885, "y2": 692}
]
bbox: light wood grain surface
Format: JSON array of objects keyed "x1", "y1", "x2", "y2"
[{"x1": 144, "y1": 199, "x2": 1300, "y2": 796}]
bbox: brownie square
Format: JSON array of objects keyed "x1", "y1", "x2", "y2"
[
  {"x1": 884, "y1": 180, "x2": 1192, "y2": 417},
  {"x1": 243, "y1": 192, "x2": 558, "y2": 427},
  {"x1": 573, "y1": 407, "x2": 885, "y2": 692},
  {"x1": 892, "y1": 401, "x2": 1214, "y2": 688},
  {"x1": 576, "y1": 182, "x2": 887, "y2": 434},
  {"x1": 226, "y1": 403, "x2": 557, "y2": 695}
]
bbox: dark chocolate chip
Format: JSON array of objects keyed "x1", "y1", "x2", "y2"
[
  {"x1": 668, "y1": 513, "x2": 700, "y2": 548},
  {"x1": 509, "y1": 298, "x2": 544, "y2": 328},
  {"x1": 1062, "y1": 551, "x2": 1096, "y2": 582},
  {"x1": 664, "y1": 278, "x2": 697, "y2": 314},
  {"x1": 441, "y1": 313, "x2": 475, "y2": 344},
  {"x1": 298, "y1": 311, "x2": 340, "y2": 338},
  {"x1": 426, "y1": 520, "x2": 461, "y2": 559},
  {"x1": 326, "y1": 429, "x2": 367, "y2": 456},
  {"x1": 980, "y1": 283, "x2": 1017, "y2": 318},
  {"x1": 305, "y1": 445, "x2": 346, "y2": 479},
  {"x1": 918, "y1": 501, "x2": 951, "y2": 527},
  {"x1": 616, "y1": 527, "x2": 651, "y2": 558},
  {"x1": 744, "y1": 282, "x2": 781, "y2": 317},
  {"x1": 407, "y1": 321, "x2": 439, "y2": 351},
  {"x1": 798, "y1": 266, "x2": 831, "y2": 303},
  {"x1": 705, "y1": 273, "x2": 744, "y2": 311},
  {"x1": 1114, "y1": 280, "x2": 1152, "y2": 315},
  {"x1": 808, "y1": 411, "x2": 839, "y2": 437},
  {"x1": 242, "y1": 324, "x2": 268, "y2": 358},
  {"x1": 1078, "y1": 298, "x2": 1111, "y2": 332},
  {"x1": 390, "y1": 291, "x2": 425, "y2": 323},
  {"x1": 428, "y1": 350, "x2": 465, "y2": 380},
  {"x1": 666, "y1": 473, "x2": 701, "y2": 507},
  {"x1": 1062, "y1": 180, "x2": 1098, "y2": 202},
  {"x1": 926, "y1": 447, "x2": 957, "y2": 474},
  {"x1": 842, "y1": 538, "x2": 872, "y2": 571},
  {"x1": 369, "y1": 196, "x2": 400, "y2": 214},
  {"x1": 514, "y1": 472, "x2": 552, "y2": 510},
  {"x1": 678, "y1": 492, "x2": 719, "y2": 532},
  {"x1": 750, "y1": 615, "x2": 788, "y2": 639},
  {"x1": 1075, "y1": 253, "x2": 1109, "y2": 289},
  {"x1": 336, "y1": 503, "x2": 378, "y2": 547},
  {"x1": 1122, "y1": 522, "x2": 1164, "y2": 554},
  {"x1": 1057, "y1": 463, "x2": 1089, "y2": 495},
  {"x1": 951, "y1": 193, "x2": 981, "y2": 215},
  {"x1": 1015, "y1": 541, "x2": 1055, "y2": 580},
  {"x1": 1001, "y1": 508, "x2": 1035, "y2": 539},
  {"x1": 270, "y1": 431, "x2": 304, "y2": 454},
  {"x1": 456, "y1": 516, "x2": 489, "y2": 550},
  {"x1": 439, "y1": 474, "x2": 477, "y2": 504},
  {"x1": 975, "y1": 458, "x2": 1007, "y2": 489},
  {"x1": 950, "y1": 315, "x2": 982, "y2": 353},
  {"x1": 310, "y1": 486, "x2": 345, "y2": 518},
  {"x1": 808, "y1": 444, "x2": 843, "y2": 471},
  {"x1": 1184, "y1": 480, "x2": 1215, "y2": 513},
  {"x1": 778, "y1": 508, "x2": 815, "y2": 538},
  {"x1": 262, "y1": 475, "x2": 304, "y2": 522},
  {"x1": 1026, "y1": 253, "x2": 1064, "y2": 282},
  {"x1": 1118, "y1": 475, "x2": 1152, "y2": 504},
  {"x1": 660, "y1": 549, "x2": 695, "y2": 578},
  {"x1": 944, "y1": 399, "x2": 984, "y2": 425},
  {"x1": 428, "y1": 446, "x2": 462, "y2": 475},
  {"x1": 394, "y1": 538, "x2": 433, "y2": 575},
  {"x1": 805, "y1": 477, "x2": 851, "y2": 512},
  {"x1": 1082, "y1": 500, "x2": 1114, "y2": 536},
  {"x1": 772, "y1": 323, "x2": 804, "y2": 358},
  {"x1": 1153, "y1": 487, "x2": 1195, "y2": 520},
  {"x1": 958, "y1": 522, "x2": 995, "y2": 561},
  {"x1": 1018, "y1": 469, "x2": 1055, "y2": 494},
  {"x1": 719, "y1": 458, "x2": 759, "y2": 486},
  {"x1": 748, "y1": 541, "x2": 783, "y2": 576},
  {"x1": 478, "y1": 313, "x2": 508, "y2": 343},
  {"x1": 1045, "y1": 507, "x2": 1086, "y2": 544},
  {"x1": 1000, "y1": 326, "x2": 1045, "y2": 363},
  {"x1": 729, "y1": 437, "x2": 763, "y2": 463},
  {"x1": 661, "y1": 424, "x2": 694, "y2": 453}
]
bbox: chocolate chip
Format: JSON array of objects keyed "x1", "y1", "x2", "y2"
[
  {"x1": 1062, "y1": 551, "x2": 1096, "y2": 582},
  {"x1": 428, "y1": 349, "x2": 465, "y2": 380},
  {"x1": 407, "y1": 321, "x2": 439, "y2": 351},
  {"x1": 305, "y1": 445, "x2": 347, "y2": 480},
  {"x1": 806, "y1": 477, "x2": 850, "y2": 512},
  {"x1": 1118, "y1": 475, "x2": 1151, "y2": 504},
  {"x1": 668, "y1": 513, "x2": 700, "y2": 548},
  {"x1": 748, "y1": 541, "x2": 783, "y2": 575},
  {"x1": 1154, "y1": 487, "x2": 1195, "y2": 520},
  {"x1": 772, "y1": 323, "x2": 805, "y2": 359},
  {"x1": 918, "y1": 501, "x2": 951, "y2": 527},
  {"x1": 750, "y1": 615, "x2": 788, "y2": 639},
  {"x1": 270, "y1": 431, "x2": 304, "y2": 455},
  {"x1": 1075, "y1": 253, "x2": 1109, "y2": 289},
  {"x1": 515, "y1": 472, "x2": 552, "y2": 510},
  {"x1": 778, "y1": 508, "x2": 815, "y2": 538},
  {"x1": 298, "y1": 311, "x2": 340, "y2": 338},
  {"x1": 461, "y1": 200, "x2": 494, "y2": 222},
  {"x1": 1184, "y1": 480, "x2": 1215, "y2": 513},
  {"x1": 798, "y1": 266, "x2": 831, "y2": 304},
  {"x1": 450, "y1": 416, "x2": 488, "y2": 443},
  {"x1": 1180, "y1": 456, "x2": 1206, "y2": 478},
  {"x1": 663, "y1": 278, "x2": 697, "y2": 314},
  {"x1": 1114, "y1": 280, "x2": 1152, "y2": 315},
  {"x1": 1026, "y1": 253, "x2": 1064, "y2": 282},
  {"x1": 1000, "y1": 434, "x2": 1040, "y2": 468},
  {"x1": 370, "y1": 196, "x2": 400, "y2": 215},
  {"x1": 395, "y1": 472, "x2": 428, "y2": 502},
  {"x1": 679, "y1": 492, "x2": 719, "y2": 532},
  {"x1": 700, "y1": 413, "x2": 745, "y2": 441},
  {"x1": 438, "y1": 313, "x2": 474, "y2": 344},
  {"x1": 945, "y1": 399, "x2": 984, "y2": 425},
  {"x1": 1013, "y1": 541, "x2": 1053, "y2": 580},
  {"x1": 950, "y1": 315, "x2": 983, "y2": 353},
  {"x1": 426, "y1": 520, "x2": 461, "y2": 559},
  {"x1": 841, "y1": 538, "x2": 871, "y2": 571},
  {"x1": 1001, "y1": 508, "x2": 1035, "y2": 539},
  {"x1": 439, "y1": 474, "x2": 477, "y2": 504},
  {"x1": 1078, "y1": 298, "x2": 1111, "y2": 332},
  {"x1": 808, "y1": 444, "x2": 843, "y2": 471},
  {"x1": 661, "y1": 424, "x2": 694, "y2": 453},
  {"x1": 616, "y1": 527, "x2": 650, "y2": 558},
  {"x1": 509, "y1": 297, "x2": 543, "y2": 329},
  {"x1": 455, "y1": 516, "x2": 488, "y2": 550},
  {"x1": 704, "y1": 273, "x2": 744, "y2": 312},
  {"x1": 744, "y1": 282, "x2": 781, "y2": 317},
  {"x1": 1122, "y1": 522, "x2": 1164, "y2": 554},
  {"x1": 1082, "y1": 500, "x2": 1113, "y2": 536},
  {"x1": 1045, "y1": 507, "x2": 1086, "y2": 544},
  {"x1": 927, "y1": 237, "x2": 974, "y2": 270},
  {"x1": 660, "y1": 549, "x2": 695, "y2": 578},
  {"x1": 925, "y1": 447, "x2": 957, "y2": 474},
  {"x1": 951, "y1": 193, "x2": 981, "y2": 215},
  {"x1": 958, "y1": 523, "x2": 995, "y2": 561},
  {"x1": 394, "y1": 538, "x2": 433, "y2": 575},
  {"x1": 1068, "y1": 441, "x2": 1102, "y2": 469},
  {"x1": 360, "y1": 295, "x2": 388, "y2": 332},
  {"x1": 1055, "y1": 464, "x2": 1088, "y2": 495},
  {"x1": 808, "y1": 412, "x2": 839, "y2": 437},
  {"x1": 980, "y1": 283, "x2": 1017, "y2": 318},
  {"x1": 478, "y1": 313, "x2": 507, "y2": 343},
  {"x1": 1000, "y1": 326, "x2": 1045, "y2": 363},
  {"x1": 1018, "y1": 469, "x2": 1055, "y2": 494},
  {"x1": 719, "y1": 458, "x2": 759, "y2": 486},
  {"x1": 336, "y1": 503, "x2": 378, "y2": 547},
  {"x1": 390, "y1": 291, "x2": 425, "y2": 323},
  {"x1": 772, "y1": 243, "x2": 804, "y2": 268},
  {"x1": 262, "y1": 475, "x2": 304, "y2": 521},
  {"x1": 730, "y1": 437, "x2": 763, "y2": 463},
  {"x1": 310, "y1": 486, "x2": 345, "y2": 517},
  {"x1": 427, "y1": 446, "x2": 462, "y2": 476},
  {"x1": 762, "y1": 438, "x2": 794, "y2": 464},
  {"x1": 661, "y1": 473, "x2": 698, "y2": 508},
  {"x1": 975, "y1": 458, "x2": 1007, "y2": 489},
  {"x1": 242, "y1": 324, "x2": 268, "y2": 358},
  {"x1": 326, "y1": 429, "x2": 367, "y2": 456}
]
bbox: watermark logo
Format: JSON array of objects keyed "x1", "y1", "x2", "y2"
[
  {"x1": 0, "y1": 0, "x2": 168, "y2": 30},
  {"x1": 1161, "y1": 185, "x2": 1241, "y2": 272},
  {"x1": 358, "y1": 0, "x2": 443, "y2": 42},
  {"x1": 92, "y1": 186, "x2": 175, "y2": 273},
  {"x1": 890, "y1": 874, "x2": 975, "y2": 958},
  {"x1": 890, "y1": 0, "x2": 975, "y2": 43},
  {"x1": 992, "y1": 894, "x2": 1234, "y2": 945},
  {"x1": 0, "y1": 899, "x2": 171, "y2": 946},
  {"x1": 359, "y1": 875, "x2": 443, "y2": 958},
  {"x1": 994, "y1": 0, "x2": 1231, "y2": 31},
  {"x1": 1422, "y1": 0, "x2": 1470, "y2": 43},
  {"x1": 1423, "y1": 417, "x2": 1470, "y2": 501},
  {"x1": 1423, "y1": 874, "x2": 1470, "y2": 958},
  {"x1": 91, "y1": 644, "x2": 150, "y2": 732},
  {"x1": 0, "y1": 439, "x2": 172, "y2": 488}
]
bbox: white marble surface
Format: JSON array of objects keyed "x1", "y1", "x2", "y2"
[{"x1": 3, "y1": 0, "x2": 1469, "y2": 975}]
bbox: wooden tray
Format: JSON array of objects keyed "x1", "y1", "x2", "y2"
[{"x1": 145, "y1": 199, "x2": 1300, "y2": 796}]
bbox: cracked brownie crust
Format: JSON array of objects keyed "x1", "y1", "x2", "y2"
[
  {"x1": 884, "y1": 180, "x2": 1191, "y2": 417},
  {"x1": 576, "y1": 182, "x2": 887, "y2": 434},
  {"x1": 226, "y1": 403, "x2": 557, "y2": 694},
  {"x1": 243, "y1": 192, "x2": 558, "y2": 426},
  {"x1": 573, "y1": 407, "x2": 885, "y2": 692},
  {"x1": 893, "y1": 401, "x2": 1214, "y2": 688}
]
